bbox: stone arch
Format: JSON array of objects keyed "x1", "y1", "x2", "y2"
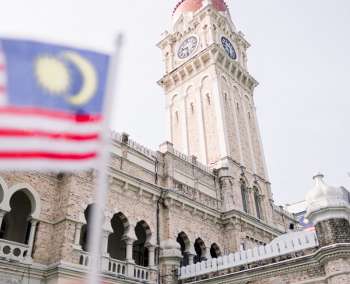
[
  {"x1": 232, "y1": 84, "x2": 242, "y2": 98},
  {"x1": 244, "y1": 93, "x2": 252, "y2": 106},
  {"x1": 137, "y1": 219, "x2": 155, "y2": 244},
  {"x1": 194, "y1": 237, "x2": 206, "y2": 260},
  {"x1": 184, "y1": 82, "x2": 196, "y2": 96},
  {"x1": 210, "y1": 243, "x2": 222, "y2": 258},
  {"x1": 112, "y1": 210, "x2": 132, "y2": 237},
  {"x1": 176, "y1": 231, "x2": 191, "y2": 252},
  {"x1": 239, "y1": 173, "x2": 252, "y2": 188},
  {"x1": 0, "y1": 176, "x2": 8, "y2": 204},
  {"x1": 3, "y1": 183, "x2": 41, "y2": 219},
  {"x1": 199, "y1": 73, "x2": 212, "y2": 86},
  {"x1": 219, "y1": 73, "x2": 230, "y2": 84},
  {"x1": 171, "y1": 92, "x2": 181, "y2": 103}
]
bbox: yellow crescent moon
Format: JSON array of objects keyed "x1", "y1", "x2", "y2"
[{"x1": 61, "y1": 51, "x2": 98, "y2": 106}]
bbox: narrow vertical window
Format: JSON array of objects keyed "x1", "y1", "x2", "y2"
[
  {"x1": 254, "y1": 191, "x2": 261, "y2": 219},
  {"x1": 190, "y1": 102, "x2": 194, "y2": 115},
  {"x1": 236, "y1": 102, "x2": 240, "y2": 115},
  {"x1": 241, "y1": 184, "x2": 248, "y2": 213},
  {"x1": 175, "y1": 111, "x2": 179, "y2": 123},
  {"x1": 206, "y1": 93, "x2": 210, "y2": 105},
  {"x1": 248, "y1": 112, "x2": 252, "y2": 125},
  {"x1": 224, "y1": 93, "x2": 228, "y2": 105}
]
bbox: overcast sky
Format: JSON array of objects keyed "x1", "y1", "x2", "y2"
[{"x1": 0, "y1": 0, "x2": 349, "y2": 207}]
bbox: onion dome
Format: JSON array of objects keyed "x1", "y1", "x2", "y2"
[
  {"x1": 173, "y1": 0, "x2": 230, "y2": 25},
  {"x1": 305, "y1": 172, "x2": 350, "y2": 225}
]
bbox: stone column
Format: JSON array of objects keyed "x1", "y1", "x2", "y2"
[
  {"x1": 73, "y1": 223, "x2": 83, "y2": 250},
  {"x1": 166, "y1": 105, "x2": 172, "y2": 142},
  {"x1": 25, "y1": 219, "x2": 39, "y2": 261},
  {"x1": 208, "y1": 25, "x2": 215, "y2": 45},
  {"x1": 169, "y1": 53, "x2": 174, "y2": 71},
  {"x1": 0, "y1": 210, "x2": 7, "y2": 230},
  {"x1": 211, "y1": 76, "x2": 230, "y2": 158},
  {"x1": 159, "y1": 239, "x2": 183, "y2": 284},
  {"x1": 121, "y1": 236, "x2": 137, "y2": 278},
  {"x1": 163, "y1": 58, "x2": 167, "y2": 75},
  {"x1": 257, "y1": 194, "x2": 265, "y2": 221},
  {"x1": 102, "y1": 231, "x2": 112, "y2": 255},
  {"x1": 241, "y1": 100, "x2": 257, "y2": 174},
  {"x1": 230, "y1": 89, "x2": 244, "y2": 165},
  {"x1": 180, "y1": 96, "x2": 189, "y2": 155},
  {"x1": 195, "y1": 86, "x2": 207, "y2": 164},
  {"x1": 252, "y1": 106, "x2": 269, "y2": 181},
  {"x1": 201, "y1": 29, "x2": 206, "y2": 48},
  {"x1": 145, "y1": 243, "x2": 158, "y2": 269}
]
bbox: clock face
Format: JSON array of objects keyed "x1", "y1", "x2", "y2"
[
  {"x1": 221, "y1": 37, "x2": 237, "y2": 60},
  {"x1": 177, "y1": 36, "x2": 198, "y2": 60}
]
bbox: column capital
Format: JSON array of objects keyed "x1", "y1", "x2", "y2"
[
  {"x1": 0, "y1": 210, "x2": 8, "y2": 217},
  {"x1": 122, "y1": 236, "x2": 137, "y2": 245}
]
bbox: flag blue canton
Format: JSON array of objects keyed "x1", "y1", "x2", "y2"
[{"x1": 1, "y1": 39, "x2": 110, "y2": 114}]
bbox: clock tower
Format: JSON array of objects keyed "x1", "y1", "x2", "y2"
[{"x1": 157, "y1": 0, "x2": 272, "y2": 214}]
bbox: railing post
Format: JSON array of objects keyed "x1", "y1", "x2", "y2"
[
  {"x1": 121, "y1": 236, "x2": 137, "y2": 278},
  {"x1": 25, "y1": 219, "x2": 39, "y2": 262},
  {"x1": 73, "y1": 223, "x2": 83, "y2": 250}
]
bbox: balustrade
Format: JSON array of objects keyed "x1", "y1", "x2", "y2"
[{"x1": 0, "y1": 238, "x2": 31, "y2": 263}]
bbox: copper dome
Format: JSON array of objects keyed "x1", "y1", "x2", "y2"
[{"x1": 173, "y1": 0, "x2": 230, "y2": 24}]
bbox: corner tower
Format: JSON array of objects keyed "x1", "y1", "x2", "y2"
[{"x1": 157, "y1": 0, "x2": 269, "y2": 182}]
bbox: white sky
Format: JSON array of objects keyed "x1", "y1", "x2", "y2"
[{"x1": 0, "y1": 0, "x2": 349, "y2": 207}]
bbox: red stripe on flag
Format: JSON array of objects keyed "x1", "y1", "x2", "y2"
[
  {"x1": 0, "y1": 151, "x2": 97, "y2": 160},
  {"x1": 0, "y1": 86, "x2": 6, "y2": 92},
  {"x1": 0, "y1": 107, "x2": 101, "y2": 123},
  {"x1": 0, "y1": 64, "x2": 5, "y2": 71},
  {"x1": 0, "y1": 129, "x2": 99, "y2": 141}
]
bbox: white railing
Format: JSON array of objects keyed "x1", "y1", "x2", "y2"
[
  {"x1": 179, "y1": 231, "x2": 318, "y2": 280},
  {"x1": 0, "y1": 239, "x2": 31, "y2": 263},
  {"x1": 134, "y1": 264, "x2": 150, "y2": 281},
  {"x1": 78, "y1": 252, "x2": 151, "y2": 282},
  {"x1": 107, "y1": 257, "x2": 126, "y2": 276},
  {"x1": 78, "y1": 251, "x2": 101, "y2": 269}
]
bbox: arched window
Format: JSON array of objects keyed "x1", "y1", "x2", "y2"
[
  {"x1": 248, "y1": 112, "x2": 252, "y2": 125},
  {"x1": 80, "y1": 204, "x2": 104, "y2": 252},
  {"x1": 254, "y1": 191, "x2": 261, "y2": 219},
  {"x1": 175, "y1": 111, "x2": 179, "y2": 123},
  {"x1": 241, "y1": 184, "x2": 248, "y2": 213},
  {"x1": 224, "y1": 93, "x2": 228, "y2": 105},
  {"x1": 2, "y1": 191, "x2": 31, "y2": 244},
  {"x1": 108, "y1": 214, "x2": 126, "y2": 261},
  {"x1": 177, "y1": 233, "x2": 188, "y2": 267},
  {"x1": 206, "y1": 93, "x2": 210, "y2": 105},
  {"x1": 194, "y1": 238, "x2": 204, "y2": 264},
  {"x1": 133, "y1": 222, "x2": 148, "y2": 267},
  {"x1": 190, "y1": 102, "x2": 194, "y2": 115},
  {"x1": 236, "y1": 102, "x2": 240, "y2": 115}
]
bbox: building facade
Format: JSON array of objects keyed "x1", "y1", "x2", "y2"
[{"x1": 0, "y1": 1, "x2": 349, "y2": 284}]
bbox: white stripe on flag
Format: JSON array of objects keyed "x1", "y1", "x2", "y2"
[
  {"x1": 0, "y1": 137, "x2": 100, "y2": 152},
  {"x1": 0, "y1": 113, "x2": 102, "y2": 134},
  {"x1": 0, "y1": 158, "x2": 98, "y2": 171}
]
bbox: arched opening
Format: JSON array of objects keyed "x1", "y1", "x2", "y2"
[
  {"x1": 175, "y1": 111, "x2": 179, "y2": 123},
  {"x1": 206, "y1": 93, "x2": 210, "y2": 105},
  {"x1": 80, "y1": 204, "x2": 104, "y2": 252},
  {"x1": 190, "y1": 102, "x2": 194, "y2": 115},
  {"x1": 241, "y1": 183, "x2": 248, "y2": 213},
  {"x1": 248, "y1": 112, "x2": 252, "y2": 125},
  {"x1": 194, "y1": 238, "x2": 205, "y2": 264},
  {"x1": 236, "y1": 102, "x2": 240, "y2": 115},
  {"x1": 133, "y1": 222, "x2": 148, "y2": 267},
  {"x1": 254, "y1": 190, "x2": 261, "y2": 219},
  {"x1": 2, "y1": 191, "x2": 31, "y2": 244},
  {"x1": 176, "y1": 232, "x2": 189, "y2": 267},
  {"x1": 108, "y1": 214, "x2": 126, "y2": 261},
  {"x1": 210, "y1": 243, "x2": 221, "y2": 258}
]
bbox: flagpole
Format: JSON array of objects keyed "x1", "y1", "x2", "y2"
[{"x1": 87, "y1": 34, "x2": 124, "y2": 284}]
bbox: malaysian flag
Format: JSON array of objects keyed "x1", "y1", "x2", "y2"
[{"x1": 0, "y1": 39, "x2": 110, "y2": 170}]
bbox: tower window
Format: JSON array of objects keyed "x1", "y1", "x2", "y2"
[
  {"x1": 206, "y1": 94, "x2": 210, "y2": 105},
  {"x1": 236, "y1": 102, "x2": 240, "y2": 115},
  {"x1": 254, "y1": 191, "x2": 261, "y2": 219},
  {"x1": 175, "y1": 111, "x2": 179, "y2": 123},
  {"x1": 190, "y1": 102, "x2": 194, "y2": 115},
  {"x1": 241, "y1": 184, "x2": 248, "y2": 213},
  {"x1": 248, "y1": 112, "x2": 252, "y2": 125},
  {"x1": 224, "y1": 93, "x2": 228, "y2": 105}
]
